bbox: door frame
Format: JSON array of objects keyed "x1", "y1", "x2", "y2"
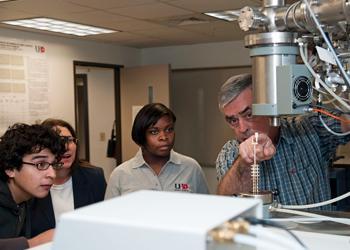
[
  {"x1": 73, "y1": 61, "x2": 122, "y2": 165},
  {"x1": 75, "y1": 73, "x2": 90, "y2": 161}
]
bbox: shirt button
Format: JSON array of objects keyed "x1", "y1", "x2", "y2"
[{"x1": 289, "y1": 167, "x2": 296, "y2": 174}]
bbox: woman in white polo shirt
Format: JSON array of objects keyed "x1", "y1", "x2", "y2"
[{"x1": 105, "y1": 103, "x2": 209, "y2": 198}]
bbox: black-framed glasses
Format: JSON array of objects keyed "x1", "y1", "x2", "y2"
[
  {"x1": 22, "y1": 161, "x2": 64, "y2": 171},
  {"x1": 60, "y1": 136, "x2": 78, "y2": 144}
]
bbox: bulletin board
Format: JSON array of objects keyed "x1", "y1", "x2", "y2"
[{"x1": 0, "y1": 37, "x2": 49, "y2": 134}]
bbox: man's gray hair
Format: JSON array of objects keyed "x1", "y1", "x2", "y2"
[{"x1": 218, "y1": 73, "x2": 252, "y2": 110}]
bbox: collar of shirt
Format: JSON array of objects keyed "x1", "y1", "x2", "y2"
[
  {"x1": 277, "y1": 116, "x2": 303, "y2": 145},
  {"x1": 279, "y1": 126, "x2": 293, "y2": 145},
  {"x1": 131, "y1": 148, "x2": 181, "y2": 169},
  {"x1": 0, "y1": 180, "x2": 25, "y2": 212}
]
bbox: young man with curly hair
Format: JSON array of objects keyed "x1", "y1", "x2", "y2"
[{"x1": 0, "y1": 123, "x2": 65, "y2": 250}]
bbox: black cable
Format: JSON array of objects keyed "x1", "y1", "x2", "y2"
[{"x1": 243, "y1": 217, "x2": 306, "y2": 248}]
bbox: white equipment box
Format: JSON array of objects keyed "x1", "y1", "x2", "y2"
[{"x1": 52, "y1": 190, "x2": 262, "y2": 250}]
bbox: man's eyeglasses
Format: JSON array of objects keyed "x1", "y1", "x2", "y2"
[
  {"x1": 60, "y1": 136, "x2": 78, "y2": 144},
  {"x1": 22, "y1": 161, "x2": 64, "y2": 171}
]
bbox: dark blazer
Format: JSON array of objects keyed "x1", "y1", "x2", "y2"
[{"x1": 30, "y1": 165, "x2": 106, "y2": 237}]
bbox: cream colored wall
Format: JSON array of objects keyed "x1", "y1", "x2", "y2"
[
  {"x1": 140, "y1": 40, "x2": 250, "y2": 69},
  {"x1": 140, "y1": 41, "x2": 251, "y2": 194},
  {"x1": 1, "y1": 27, "x2": 252, "y2": 188},
  {"x1": 0, "y1": 27, "x2": 141, "y2": 128},
  {"x1": 120, "y1": 64, "x2": 170, "y2": 162}
]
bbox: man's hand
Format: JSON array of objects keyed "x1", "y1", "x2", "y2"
[
  {"x1": 239, "y1": 133, "x2": 276, "y2": 165},
  {"x1": 217, "y1": 133, "x2": 276, "y2": 196},
  {"x1": 27, "y1": 229, "x2": 54, "y2": 248}
]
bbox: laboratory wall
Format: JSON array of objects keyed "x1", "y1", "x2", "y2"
[
  {"x1": 0, "y1": 27, "x2": 143, "y2": 181},
  {"x1": 120, "y1": 64, "x2": 170, "y2": 162},
  {"x1": 171, "y1": 67, "x2": 251, "y2": 194},
  {"x1": 140, "y1": 40, "x2": 251, "y2": 69},
  {"x1": 0, "y1": 27, "x2": 141, "y2": 128},
  {"x1": 140, "y1": 42, "x2": 251, "y2": 193},
  {"x1": 1, "y1": 26, "x2": 253, "y2": 190}
]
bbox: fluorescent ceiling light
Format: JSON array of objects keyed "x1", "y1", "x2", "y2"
[
  {"x1": 2, "y1": 17, "x2": 117, "y2": 36},
  {"x1": 204, "y1": 10, "x2": 241, "y2": 22}
]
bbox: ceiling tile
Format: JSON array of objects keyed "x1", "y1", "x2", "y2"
[
  {"x1": 1, "y1": 0, "x2": 93, "y2": 15},
  {"x1": 51, "y1": 10, "x2": 131, "y2": 29},
  {"x1": 133, "y1": 26, "x2": 208, "y2": 42},
  {"x1": 121, "y1": 39, "x2": 176, "y2": 48},
  {"x1": 0, "y1": 7, "x2": 37, "y2": 21},
  {"x1": 87, "y1": 31, "x2": 170, "y2": 48},
  {"x1": 0, "y1": 0, "x2": 264, "y2": 48},
  {"x1": 66, "y1": 0, "x2": 156, "y2": 9},
  {"x1": 104, "y1": 19, "x2": 166, "y2": 31},
  {"x1": 0, "y1": 23, "x2": 88, "y2": 40},
  {"x1": 109, "y1": 2, "x2": 193, "y2": 19},
  {"x1": 160, "y1": 0, "x2": 261, "y2": 13},
  {"x1": 179, "y1": 20, "x2": 246, "y2": 39},
  {"x1": 89, "y1": 32, "x2": 147, "y2": 42}
]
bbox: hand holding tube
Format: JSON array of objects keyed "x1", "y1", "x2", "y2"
[{"x1": 239, "y1": 133, "x2": 276, "y2": 165}]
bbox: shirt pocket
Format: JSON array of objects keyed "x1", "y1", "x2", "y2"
[{"x1": 287, "y1": 163, "x2": 318, "y2": 204}]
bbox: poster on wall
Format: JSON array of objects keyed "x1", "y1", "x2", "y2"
[{"x1": 0, "y1": 38, "x2": 49, "y2": 135}]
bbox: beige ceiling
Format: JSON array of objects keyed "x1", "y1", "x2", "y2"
[{"x1": 0, "y1": 0, "x2": 266, "y2": 48}]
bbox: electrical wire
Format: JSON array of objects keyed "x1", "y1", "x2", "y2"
[
  {"x1": 296, "y1": 104, "x2": 350, "y2": 135},
  {"x1": 319, "y1": 115, "x2": 350, "y2": 136},
  {"x1": 312, "y1": 108, "x2": 350, "y2": 123},
  {"x1": 270, "y1": 207, "x2": 350, "y2": 226},
  {"x1": 332, "y1": 102, "x2": 348, "y2": 114},
  {"x1": 312, "y1": 86, "x2": 350, "y2": 105},
  {"x1": 269, "y1": 217, "x2": 350, "y2": 224},
  {"x1": 299, "y1": 43, "x2": 350, "y2": 111},
  {"x1": 270, "y1": 207, "x2": 331, "y2": 219},
  {"x1": 248, "y1": 225, "x2": 306, "y2": 250},
  {"x1": 312, "y1": 90, "x2": 336, "y2": 105},
  {"x1": 234, "y1": 233, "x2": 290, "y2": 250},
  {"x1": 208, "y1": 220, "x2": 306, "y2": 249},
  {"x1": 298, "y1": 37, "x2": 350, "y2": 111},
  {"x1": 279, "y1": 191, "x2": 350, "y2": 210},
  {"x1": 244, "y1": 217, "x2": 306, "y2": 248},
  {"x1": 302, "y1": 0, "x2": 350, "y2": 89},
  {"x1": 311, "y1": 104, "x2": 350, "y2": 115},
  {"x1": 285, "y1": 1, "x2": 304, "y2": 30}
]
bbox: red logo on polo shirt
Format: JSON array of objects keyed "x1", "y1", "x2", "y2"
[{"x1": 174, "y1": 183, "x2": 190, "y2": 192}]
